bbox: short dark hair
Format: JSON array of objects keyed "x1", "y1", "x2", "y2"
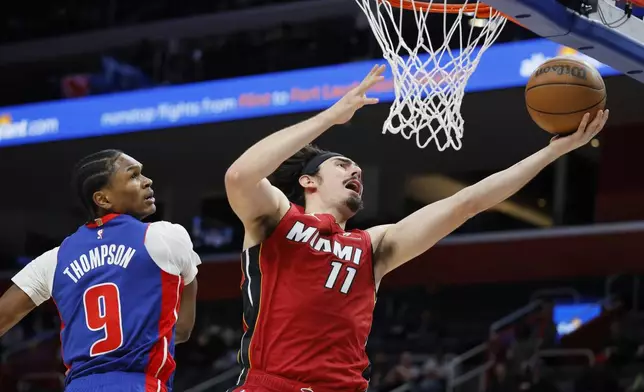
[
  {"x1": 268, "y1": 144, "x2": 329, "y2": 206},
  {"x1": 72, "y1": 149, "x2": 123, "y2": 220}
]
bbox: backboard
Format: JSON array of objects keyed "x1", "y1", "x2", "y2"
[{"x1": 483, "y1": 0, "x2": 644, "y2": 83}]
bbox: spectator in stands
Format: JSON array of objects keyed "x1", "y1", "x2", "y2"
[
  {"x1": 605, "y1": 316, "x2": 641, "y2": 367},
  {"x1": 489, "y1": 331, "x2": 510, "y2": 364},
  {"x1": 537, "y1": 301, "x2": 557, "y2": 349},
  {"x1": 628, "y1": 373, "x2": 644, "y2": 391},
  {"x1": 523, "y1": 359, "x2": 561, "y2": 392},
  {"x1": 211, "y1": 326, "x2": 239, "y2": 371},
  {"x1": 408, "y1": 310, "x2": 442, "y2": 347},
  {"x1": 417, "y1": 354, "x2": 445, "y2": 392},
  {"x1": 366, "y1": 351, "x2": 389, "y2": 392},
  {"x1": 507, "y1": 322, "x2": 540, "y2": 377},
  {"x1": 383, "y1": 351, "x2": 421, "y2": 390},
  {"x1": 486, "y1": 361, "x2": 518, "y2": 392}
]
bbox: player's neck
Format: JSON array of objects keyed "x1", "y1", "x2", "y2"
[{"x1": 304, "y1": 202, "x2": 348, "y2": 230}]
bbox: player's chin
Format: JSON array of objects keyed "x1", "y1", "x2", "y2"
[
  {"x1": 344, "y1": 194, "x2": 364, "y2": 214},
  {"x1": 136, "y1": 203, "x2": 157, "y2": 219}
]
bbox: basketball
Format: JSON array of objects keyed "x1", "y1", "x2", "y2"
[{"x1": 525, "y1": 57, "x2": 606, "y2": 135}]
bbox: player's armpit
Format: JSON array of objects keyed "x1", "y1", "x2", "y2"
[
  {"x1": 176, "y1": 278, "x2": 198, "y2": 344},
  {"x1": 0, "y1": 285, "x2": 38, "y2": 338},
  {"x1": 224, "y1": 177, "x2": 290, "y2": 236}
]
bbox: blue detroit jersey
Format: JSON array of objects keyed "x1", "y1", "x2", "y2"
[
  {"x1": 52, "y1": 214, "x2": 183, "y2": 391},
  {"x1": 12, "y1": 213, "x2": 200, "y2": 391}
]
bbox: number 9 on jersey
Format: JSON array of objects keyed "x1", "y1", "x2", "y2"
[{"x1": 83, "y1": 283, "x2": 124, "y2": 357}]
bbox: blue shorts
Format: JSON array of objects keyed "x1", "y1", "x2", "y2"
[{"x1": 66, "y1": 372, "x2": 169, "y2": 392}]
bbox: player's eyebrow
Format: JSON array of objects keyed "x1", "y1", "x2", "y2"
[
  {"x1": 333, "y1": 157, "x2": 354, "y2": 165},
  {"x1": 125, "y1": 164, "x2": 142, "y2": 172}
]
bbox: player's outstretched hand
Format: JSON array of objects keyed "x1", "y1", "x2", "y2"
[
  {"x1": 549, "y1": 109, "x2": 609, "y2": 155},
  {"x1": 326, "y1": 64, "x2": 386, "y2": 125}
]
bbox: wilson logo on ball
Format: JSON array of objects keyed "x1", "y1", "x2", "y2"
[{"x1": 535, "y1": 65, "x2": 587, "y2": 80}]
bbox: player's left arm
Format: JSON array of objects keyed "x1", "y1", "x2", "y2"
[
  {"x1": 176, "y1": 278, "x2": 197, "y2": 344},
  {"x1": 0, "y1": 285, "x2": 37, "y2": 337},
  {"x1": 162, "y1": 223, "x2": 202, "y2": 344},
  {"x1": 369, "y1": 111, "x2": 609, "y2": 282},
  {"x1": 0, "y1": 247, "x2": 58, "y2": 338},
  {"x1": 146, "y1": 222, "x2": 202, "y2": 344}
]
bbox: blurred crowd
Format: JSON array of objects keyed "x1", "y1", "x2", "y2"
[{"x1": 2, "y1": 276, "x2": 644, "y2": 392}]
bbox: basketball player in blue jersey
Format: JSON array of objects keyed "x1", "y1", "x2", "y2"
[{"x1": 0, "y1": 149, "x2": 201, "y2": 392}]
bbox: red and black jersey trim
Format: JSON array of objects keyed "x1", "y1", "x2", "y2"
[{"x1": 228, "y1": 244, "x2": 263, "y2": 390}]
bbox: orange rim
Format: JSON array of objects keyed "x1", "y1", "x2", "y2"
[{"x1": 383, "y1": 0, "x2": 521, "y2": 24}]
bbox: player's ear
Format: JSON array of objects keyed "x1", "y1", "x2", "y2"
[
  {"x1": 93, "y1": 190, "x2": 112, "y2": 211},
  {"x1": 298, "y1": 175, "x2": 317, "y2": 191}
]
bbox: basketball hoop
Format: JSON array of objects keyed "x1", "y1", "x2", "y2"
[{"x1": 355, "y1": 0, "x2": 509, "y2": 150}]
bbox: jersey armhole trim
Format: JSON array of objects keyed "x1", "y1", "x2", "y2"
[
  {"x1": 242, "y1": 202, "x2": 297, "y2": 253},
  {"x1": 143, "y1": 223, "x2": 151, "y2": 244},
  {"x1": 51, "y1": 240, "x2": 69, "y2": 295},
  {"x1": 361, "y1": 229, "x2": 377, "y2": 289}
]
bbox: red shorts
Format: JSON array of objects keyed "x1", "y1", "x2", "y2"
[{"x1": 230, "y1": 370, "x2": 319, "y2": 392}]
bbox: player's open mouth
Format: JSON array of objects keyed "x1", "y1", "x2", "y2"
[{"x1": 344, "y1": 179, "x2": 362, "y2": 196}]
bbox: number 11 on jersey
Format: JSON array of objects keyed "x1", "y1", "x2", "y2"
[{"x1": 325, "y1": 261, "x2": 357, "y2": 294}]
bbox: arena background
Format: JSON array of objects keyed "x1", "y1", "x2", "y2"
[{"x1": 1, "y1": 1, "x2": 644, "y2": 391}]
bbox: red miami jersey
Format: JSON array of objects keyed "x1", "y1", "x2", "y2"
[{"x1": 231, "y1": 204, "x2": 376, "y2": 391}]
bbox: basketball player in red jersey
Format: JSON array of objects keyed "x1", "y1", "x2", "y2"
[{"x1": 224, "y1": 64, "x2": 609, "y2": 392}]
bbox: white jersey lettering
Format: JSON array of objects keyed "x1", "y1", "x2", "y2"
[
  {"x1": 61, "y1": 245, "x2": 137, "y2": 283},
  {"x1": 285, "y1": 222, "x2": 364, "y2": 265},
  {"x1": 286, "y1": 221, "x2": 318, "y2": 243}
]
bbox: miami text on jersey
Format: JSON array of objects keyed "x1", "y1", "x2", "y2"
[
  {"x1": 285, "y1": 221, "x2": 363, "y2": 265},
  {"x1": 62, "y1": 244, "x2": 137, "y2": 283}
]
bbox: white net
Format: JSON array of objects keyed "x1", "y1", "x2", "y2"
[{"x1": 354, "y1": 0, "x2": 507, "y2": 150}]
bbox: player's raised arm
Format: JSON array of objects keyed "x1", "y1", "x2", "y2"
[
  {"x1": 369, "y1": 110, "x2": 609, "y2": 282},
  {"x1": 225, "y1": 65, "x2": 386, "y2": 231}
]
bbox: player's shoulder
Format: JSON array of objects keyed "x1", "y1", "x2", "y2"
[
  {"x1": 147, "y1": 221, "x2": 191, "y2": 240},
  {"x1": 37, "y1": 246, "x2": 61, "y2": 263},
  {"x1": 145, "y1": 221, "x2": 195, "y2": 253},
  {"x1": 144, "y1": 221, "x2": 200, "y2": 278},
  {"x1": 263, "y1": 203, "x2": 303, "y2": 236},
  {"x1": 23, "y1": 246, "x2": 60, "y2": 276},
  {"x1": 345, "y1": 228, "x2": 372, "y2": 244},
  {"x1": 278, "y1": 203, "x2": 304, "y2": 219}
]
